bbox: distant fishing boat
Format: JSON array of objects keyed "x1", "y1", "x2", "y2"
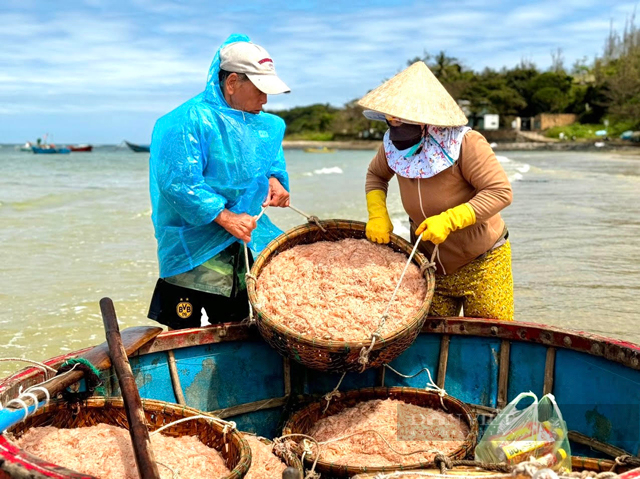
[
  {"x1": 32, "y1": 146, "x2": 70, "y2": 154},
  {"x1": 124, "y1": 140, "x2": 150, "y2": 153},
  {"x1": 304, "y1": 146, "x2": 336, "y2": 153},
  {"x1": 17, "y1": 142, "x2": 33, "y2": 152},
  {"x1": 67, "y1": 144, "x2": 93, "y2": 152}
]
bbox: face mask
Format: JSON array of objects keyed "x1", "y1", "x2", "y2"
[{"x1": 388, "y1": 122, "x2": 424, "y2": 151}]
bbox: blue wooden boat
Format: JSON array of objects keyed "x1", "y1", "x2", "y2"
[
  {"x1": 124, "y1": 140, "x2": 150, "y2": 153},
  {"x1": 32, "y1": 146, "x2": 71, "y2": 154},
  {"x1": 1, "y1": 317, "x2": 640, "y2": 477}
]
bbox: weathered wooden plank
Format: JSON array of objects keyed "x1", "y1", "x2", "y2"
[
  {"x1": 210, "y1": 396, "x2": 288, "y2": 419},
  {"x1": 166, "y1": 349, "x2": 186, "y2": 406},
  {"x1": 436, "y1": 335, "x2": 450, "y2": 389},
  {"x1": 543, "y1": 347, "x2": 556, "y2": 395},
  {"x1": 497, "y1": 340, "x2": 510, "y2": 409},
  {"x1": 569, "y1": 431, "x2": 631, "y2": 458}
]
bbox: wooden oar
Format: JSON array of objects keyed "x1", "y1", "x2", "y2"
[
  {"x1": 0, "y1": 324, "x2": 162, "y2": 433},
  {"x1": 101, "y1": 297, "x2": 160, "y2": 479}
]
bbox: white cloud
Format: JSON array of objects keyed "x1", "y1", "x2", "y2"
[{"x1": 0, "y1": 0, "x2": 637, "y2": 141}]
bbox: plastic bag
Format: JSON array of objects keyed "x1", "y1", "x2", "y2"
[{"x1": 475, "y1": 392, "x2": 571, "y2": 472}]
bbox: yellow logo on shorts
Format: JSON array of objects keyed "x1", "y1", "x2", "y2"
[{"x1": 176, "y1": 300, "x2": 193, "y2": 319}]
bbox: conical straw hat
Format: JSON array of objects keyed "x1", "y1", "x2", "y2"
[{"x1": 358, "y1": 62, "x2": 468, "y2": 127}]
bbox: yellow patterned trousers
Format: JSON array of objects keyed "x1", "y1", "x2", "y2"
[{"x1": 428, "y1": 241, "x2": 514, "y2": 321}]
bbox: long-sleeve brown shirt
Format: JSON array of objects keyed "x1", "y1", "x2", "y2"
[{"x1": 366, "y1": 130, "x2": 512, "y2": 274}]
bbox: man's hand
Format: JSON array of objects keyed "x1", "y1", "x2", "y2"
[
  {"x1": 263, "y1": 177, "x2": 290, "y2": 207},
  {"x1": 214, "y1": 210, "x2": 257, "y2": 243}
]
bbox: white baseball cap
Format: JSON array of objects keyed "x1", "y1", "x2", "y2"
[{"x1": 220, "y1": 41, "x2": 290, "y2": 95}]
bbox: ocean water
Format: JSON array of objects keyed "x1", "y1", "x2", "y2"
[{"x1": 1, "y1": 145, "x2": 640, "y2": 377}]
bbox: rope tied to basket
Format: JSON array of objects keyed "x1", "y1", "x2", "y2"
[
  {"x1": 322, "y1": 372, "x2": 347, "y2": 413},
  {"x1": 150, "y1": 414, "x2": 237, "y2": 455},
  {"x1": 384, "y1": 365, "x2": 448, "y2": 411},
  {"x1": 244, "y1": 203, "x2": 323, "y2": 324},
  {"x1": 288, "y1": 205, "x2": 327, "y2": 232},
  {"x1": 614, "y1": 454, "x2": 640, "y2": 469},
  {"x1": 358, "y1": 240, "x2": 438, "y2": 372}
]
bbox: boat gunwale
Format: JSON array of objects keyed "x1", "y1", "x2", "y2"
[
  {"x1": 133, "y1": 317, "x2": 640, "y2": 371},
  {"x1": 2, "y1": 316, "x2": 639, "y2": 400}
]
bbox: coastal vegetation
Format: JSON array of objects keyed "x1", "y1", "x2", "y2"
[{"x1": 271, "y1": 18, "x2": 640, "y2": 141}]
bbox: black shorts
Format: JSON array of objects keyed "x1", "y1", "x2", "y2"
[{"x1": 147, "y1": 279, "x2": 250, "y2": 330}]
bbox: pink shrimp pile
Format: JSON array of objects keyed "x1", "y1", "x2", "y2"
[
  {"x1": 15, "y1": 423, "x2": 230, "y2": 478},
  {"x1": 308, "y1": 399, "x2": 468, "y2": 467},
  {"x1": 256, "y1": 239, "x2": 427, "y2": 341},
  {"x1": 243, "y1": 434, "x2": 288, "y2": 479}
]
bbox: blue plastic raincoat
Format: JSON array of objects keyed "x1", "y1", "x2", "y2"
[{"x1": 149, "y1": 34, "x2": 289, "y2": 278}]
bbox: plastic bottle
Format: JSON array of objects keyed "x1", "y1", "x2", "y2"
[
  {"x1": 541, "y1": 421, "x2": 565, "y2": 441},
  {"x1": 494, "y1": 437, "x2": 556, "y2": 464},
  {"x1": 490, "y1": 424, "x2": 556, "y2": 464},
  {"x1": 535, "y1": 448, "x2": 567, "y2": 469}
]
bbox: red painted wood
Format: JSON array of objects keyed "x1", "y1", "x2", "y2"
[{"x1": 0, "y1": 436, "x2": 95, "y2": 478}]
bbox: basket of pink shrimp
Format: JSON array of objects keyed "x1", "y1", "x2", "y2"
[
  {"x1": 246, "y1": 219, "x2": 436, "y2": 373},
  {"x1": 282, "y1": 386, "x2": 478, "y2": 478}
]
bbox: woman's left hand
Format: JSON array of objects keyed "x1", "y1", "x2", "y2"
[
  {"x1": 263, "y1": 177, "x2": 290, "y2": 207},
  {"x1": 416, "y1": 203, "x2": 476, "y2": 244}
]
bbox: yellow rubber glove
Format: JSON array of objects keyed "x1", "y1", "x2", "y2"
[
  {"x1": 415, "y1": 203, "x2": 476, "y2": 244},
  {"x1": 365, "y1": 190, "x2": 394, "y2": 244}
]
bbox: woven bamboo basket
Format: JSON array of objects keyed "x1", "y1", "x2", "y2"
[
  {"x1": 7, "y1": 396, "x2": 251, "y2": 479},
  {"x1": 247, "y1": 219, "x2": 436, "y2": 373},
  {"x1": 282, "y1": 387, "x2": 478, "y2": 478}
]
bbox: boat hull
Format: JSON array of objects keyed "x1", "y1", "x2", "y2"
[
  {"x1": 32, "y1": 147, "x2": 71, "y2": 154},
  {"x1": 124, "y1": 141, "x2": 150, "y2": 153},
  {"x1": 1, "y1": 317, "x2": 639, "y2": 477},
  {"x1": 68, "y1": 145, "x2": 93, "y2": 152}
]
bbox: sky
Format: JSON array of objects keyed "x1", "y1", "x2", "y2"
[{"x1": 0, "y1": 0, "x2": 637, "y2": 144}]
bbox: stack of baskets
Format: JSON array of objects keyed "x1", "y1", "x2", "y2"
[{"x1": 247, "y1": 219, "x2": 436, "y2": 373}]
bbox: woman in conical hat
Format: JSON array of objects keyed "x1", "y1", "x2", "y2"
[{"x1": 360, "y1": 62, "x2": 513, "y2": 321}]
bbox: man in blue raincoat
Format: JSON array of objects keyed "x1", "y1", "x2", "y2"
[{"x1": 147, "y1": 34, "x2": 291, "y2": 330}]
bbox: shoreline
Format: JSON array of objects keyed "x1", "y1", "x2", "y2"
[{"x1": 283, "y1": 139, "x2": 640, "y2": 152}]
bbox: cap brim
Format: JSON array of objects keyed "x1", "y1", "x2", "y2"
[
  {"x1": 362, "y1": 109, "x2": 424, "y2": 125},
  {"x1": 246, "y1": 73, "x2": 290, "y2": 95},
  {"x1": 362, "y1": 110, "x2": 388, "y2": 122}
]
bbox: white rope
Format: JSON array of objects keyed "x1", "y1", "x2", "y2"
[
  {"x1": 23, "y1": 386, "x2": 51, "y2": 408},
  {"x1": 0, "y1": 358, "x2": 57, "y2": 378},
  {"x1": 243, "y1": 241, "x2": 255, "y2": 324},
  {"x1": 383, "y1": 365, "x2": 448, "y2": 411},
  {"x1": 150, "y1": 415, "x2": 236, "y2": 437},
  {"x1": 156, "y1": 461, "x2": 180, "y2": 479},
  {"x1": 0, "y1": 363, "x2": 81, "y2": 423},
  {"x1": 241, "y1": 205, "x2": 269, "y2": 325},
  {"x1": 17, "y1": 388, "x2": 39, "y2": 409},
  {"x1": 277, "y1": 430, "x2": 443, "y2": 478},
  {"x1": 5, "y1": 398, "x2": 30, "y2": 422},
  {"x1": 288, "y1": 205, "x2": 327, "y2": 232},
  {"x1": 255, "y1": 205, "x2": 268, "y2": 221},
  {"x1": 322, "y1": 372, "x2": 346, "y2": 414},
  {"x1": 276, "y1": 434, "x2": 322, "y2": 478},
  {"x1": 359, "y1": 239, "x2": 437, "y2": 371}
]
